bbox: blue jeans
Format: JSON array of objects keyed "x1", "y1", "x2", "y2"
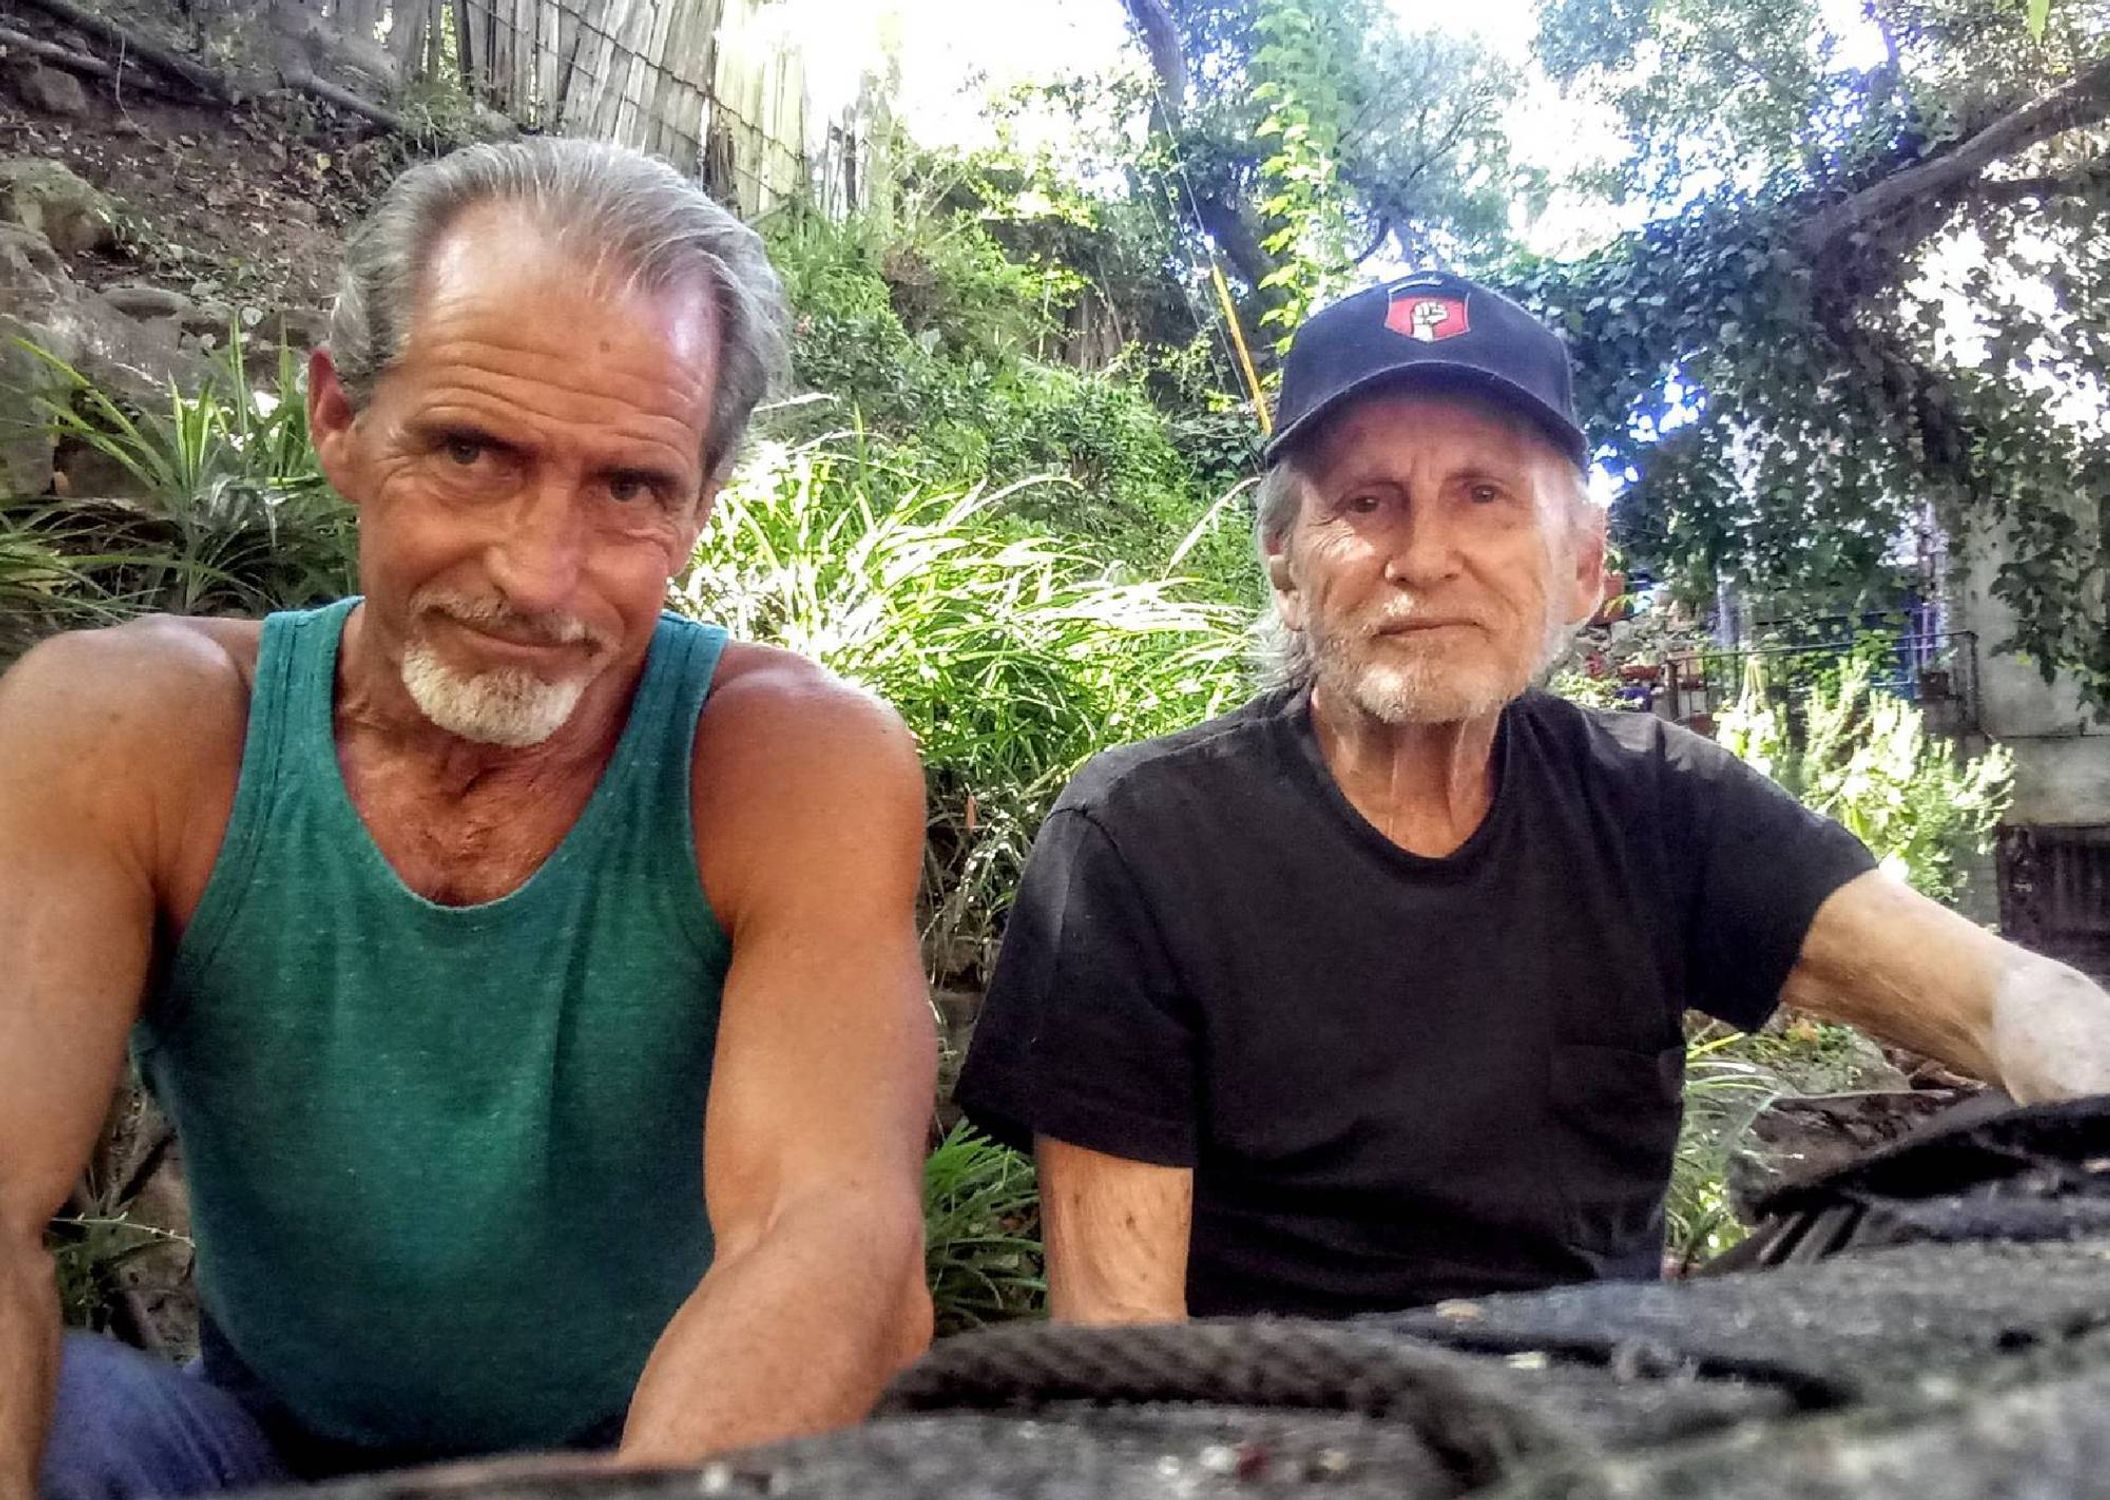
[
  {"x1": 39, "y1": 1335, "x2": 289, "y2": 1500},
  {"x1": 41, "y1": 1330, "x2": 629, "y2": 1494}
]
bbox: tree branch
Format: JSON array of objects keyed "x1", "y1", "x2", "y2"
[
  {"x1": 1191, "y1": 186, "x2": 1278, "y2": 292},
  {"x1": 0, "y1": 24, "x2": 121, "y2": 83},
  {"x1": 1972, "y1": 162, "x2": 2110, "y2": 205},
  {"x1": 1796, "y1": 50, "x2": 2110, "y2": 257},
  {"x1": 1118, "y1": 0, "x2": 1187, "y2": 111},
  {"x1": 7, "y1": 0, "x2": 229, "y2": 99}
]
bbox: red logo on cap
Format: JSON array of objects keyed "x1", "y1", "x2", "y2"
[{"x1": 1386, "y1": 292, "x2": 1470, "y2": 343}]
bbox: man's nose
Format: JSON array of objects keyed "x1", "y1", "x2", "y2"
[
  {"x1": 484, "y1": 474, "x2": 586, "y2": 615},
  {"x1": 1381, "y1": 501, "x2": 1462, "y2": 589}
]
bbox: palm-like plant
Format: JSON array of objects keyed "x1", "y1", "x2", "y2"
[
  {"x1": 674, "y1": 435, "x2": 1250, "y2": 989},
  {"x1": 21, "y1": 332, "x2": 355, "y2": 622},
  {"x1": 922, "y1": 1123, "x2": 1043, "y2": 1334}
]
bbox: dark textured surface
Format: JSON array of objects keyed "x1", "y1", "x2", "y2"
[
  {"x1": 256, "y1": 1100, "x2": 2110, "y2": 1499},
  {"x1": 1383, "y1": 1238, "x2": 2110, "y2": 1403},
  {"x1": 1489, "y1": 1330, "x2": 2110, "y2": 1500}
]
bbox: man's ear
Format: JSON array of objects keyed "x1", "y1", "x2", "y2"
[
  {"x1": 1564, "y1": 502, "x2": 1610, "y2": 627},
  {"x1": 308, "y1": 347, "x2": 365, "y2": 508},
  {"x1": 1266, "y1": 541, "x2": 1305, "y2": 633},
  {"x1": 682, "y1": 478, "x2": 720, "y2": 555}
]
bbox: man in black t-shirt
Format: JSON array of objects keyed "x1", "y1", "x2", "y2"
[{"x1": 955, "y1": 272, "x2": 2110, "y2": 1323}]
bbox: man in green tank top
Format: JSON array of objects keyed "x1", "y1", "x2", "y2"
[{"x1": 0, "y1": 140, "x2": 935, "y2": 1493}]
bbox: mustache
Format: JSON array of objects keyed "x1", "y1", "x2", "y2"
[{"x1": 410, "y1": 589, "x2": 609, "y2": 651}]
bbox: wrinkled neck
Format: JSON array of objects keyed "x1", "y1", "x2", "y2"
[{"x1": 1308, "y1": 683, "x2": 1503, "y2": 858}]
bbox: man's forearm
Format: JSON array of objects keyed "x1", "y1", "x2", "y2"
[
  {"x1": 617, "y1": 1196, "x2": 930, "y2": 1466},
  {"x1": 0, "y1": 1229, "x2": 60, "y2": 1500}
]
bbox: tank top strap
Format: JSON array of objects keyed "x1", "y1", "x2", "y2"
[
  {"x1": 595, "y1": 612, "x2": 730, "y2": 953},
  {"x1": 633, "y1": 610, "x2": 730, "y2": 794},
  {"x1": 170, "y1": 598, "x2": 360, "y2": 990}
]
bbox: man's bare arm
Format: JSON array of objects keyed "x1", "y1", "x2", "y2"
[
  {"x1": 1781, "y1": 869, "x2": 2110, "y2": 1101},
  {"x1": 0, "y1": 625, "x2": 229, "y2": 1498},
  {"x1": 1036, "y1": 1137, "x2": 1192, "y2": 1324},
  {"x1": 616, "y1": 666, "x2": 936, "y2": 1464}
]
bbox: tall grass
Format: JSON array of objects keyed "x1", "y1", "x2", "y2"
[
  {"x1": 674, "y1": 435, "x2": 1250, "y2": 988},
  {"x1": 19, "y1": 334, "x2": 355, "y2": 622},
  {"x1": 922, "y1": 1124, "x2": 1043, "y2": 1334}
]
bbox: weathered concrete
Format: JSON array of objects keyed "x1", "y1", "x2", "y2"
[{"x1": 1952, "y1": 511, "x2": 2110, "y2": 824}]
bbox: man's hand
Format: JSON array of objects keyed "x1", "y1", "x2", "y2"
[
  {"x1": 615, "y1": 656, "x2": 936, "y2": 1465},
  {"x1": 1036, "y1": 1137, "x2": 1191, "y2": 1325},
  {"x1": 1782, "y1": 869, "x2": 2110, "y2": 1101}
]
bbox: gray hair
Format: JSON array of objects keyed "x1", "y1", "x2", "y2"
[
  {"x1": 1252, "y1": 450, "x2": 1597, "y2": 692},
  {"x1": 328, "y1": 137, "x2": 788, "y2": 483},
  {"x1": 1254, "y1": 460, "x2": 1316, "y2": 690}
]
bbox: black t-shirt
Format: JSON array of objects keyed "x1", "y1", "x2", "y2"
[{"x1": 955, "y1": 687, "x2": 1876, "y2": 1318}]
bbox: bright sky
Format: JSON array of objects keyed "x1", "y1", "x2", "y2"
[
  {"x1": 866, "y1": 0, "x2": 1632, "y2": 255},
  {"x1": 781, "y1": 0, "x2": 1895, "y2": 269}
]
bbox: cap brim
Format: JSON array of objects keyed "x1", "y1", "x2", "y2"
[{"x1": 1266, "y1": 363, "x2": 1589, "y2": 471}]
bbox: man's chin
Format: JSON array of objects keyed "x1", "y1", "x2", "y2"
[
  {"x1": 1340, "y1": 662, "x2": 1522, "y2": 727},
  {"x1": 400, "y1": 646, "x2": 588, "y2": 748}
]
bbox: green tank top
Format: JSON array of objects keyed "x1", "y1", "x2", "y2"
[{"x1": 138, "y1": 598, "x2": 733, "y2": 1456}]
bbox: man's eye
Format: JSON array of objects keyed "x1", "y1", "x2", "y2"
[
  {"x1": 1468, "y1": 483, "x2": 1502, "y2": 504},
  {"x1": 1345, "y1": 494, "x2": 1381, "y2": 515},
  {"x1": 608, "y1": 474, "x2": 660, "y2": 505},
  {"x1": 443, "y1": 436, "x2": 485, "y2": 466}
]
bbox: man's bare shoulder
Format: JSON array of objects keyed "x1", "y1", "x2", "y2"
[
  {"x1": 700, "y1": 642, "x2": 918, "y2": 776},
  {"x1": 691, "y1": 642, "x2": 923, "y2": 856},
  {"x1": 0, "y1": 615, "x2": 258, "y2": 761}
]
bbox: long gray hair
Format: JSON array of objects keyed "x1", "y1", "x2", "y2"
[{"x1": 328, "y1": 137, "x2": 788, "y2": 483}]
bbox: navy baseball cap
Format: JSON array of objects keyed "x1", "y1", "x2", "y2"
[{"x1": 1266, "y1": 271, "x2": 1588, "y2": 470}]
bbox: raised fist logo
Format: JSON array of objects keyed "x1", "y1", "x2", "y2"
[{"x1": 1385, "y1": 291, "x2": 1470, "y2": 343}]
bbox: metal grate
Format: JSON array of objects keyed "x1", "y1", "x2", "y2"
[{"x1": 2000, "y1": 825, "x2": 2110, "y2": 982}]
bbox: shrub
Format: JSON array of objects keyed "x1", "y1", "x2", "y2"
[
  {"x1": 1718, "y1": 658, "x2": 2014, "y2": 905},
  {"x1": 923, "y1": 1124, "x2": 1043, "y2": 1334},
  {"x1": 21, "y1": 334, "x2": 354, "y2": 622},
  {"x1": 673, "y1": 437, "x2": 1249, "y2": 988}
]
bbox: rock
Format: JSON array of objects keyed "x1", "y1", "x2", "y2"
[
  {"x1": 53, "y1": 439, "x2": 151, "y2": 502},
  {"x1": 63, "y1": 298, "x2": 217, "y2": 400},
  {"x1": 179, "y1": 300, "x2": 234, "y2": 340},
  {"x1": 469, "y1": 103, "x2": 520, "y2": 141},
  {"x1": 0, "y1": 315, "x2": 70, "y2": 496},
  {"x1": 0, "y1": 158, "x2": 117, "y2": 259},
  {"x1": 99, "y1": 283, "x2": 195, "y2": 323},
  {"x1": 0, "y1": 220, "x2": 64, "y2": 303},
  {"x1": 0, "y1": 218, "x2": 215, "y2": 496},
  {"x1": 11, "y1": 63, "x2": 91, "y2": 118},
  {"x1": 255, "y1": 305, "x2": 329, "y2": 350},
  {"x1": 0, "y1": 223, "x2": 76, "y2": 497}
]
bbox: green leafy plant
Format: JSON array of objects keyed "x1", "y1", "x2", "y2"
[
  {"x1": 923, "y1": 1123, "x2": 1044, "y2": 1334},
  {"x1": 1665, "y1": 1030, "x2": 1785, "y2": 1265},
  {"x1": 673, "y1": 436, "x2": 1248, "y2": 989},
  {"x1": 1718, "y1": 658, "x2": 2014, "y2": 904},
  {"x1": 22, "y1": 332, "x2": 354, "y2": 621},
  {"x1": 0, "y1": 506, "x2": 123, "y2": 661},
  {"x1": 763, "y1": 200, "x2": 1260, "y2": 598}
]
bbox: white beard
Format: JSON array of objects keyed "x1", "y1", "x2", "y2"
[
  {"x1": 1316, "y1": 637, "x2": 1515, "y2": 726},
  {"x1": 399, "y1": 639, "x2": 589, "y2": 748},
  {"x1": 1309, "y1": 593, "x2": 1583, "y2": 728}
]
